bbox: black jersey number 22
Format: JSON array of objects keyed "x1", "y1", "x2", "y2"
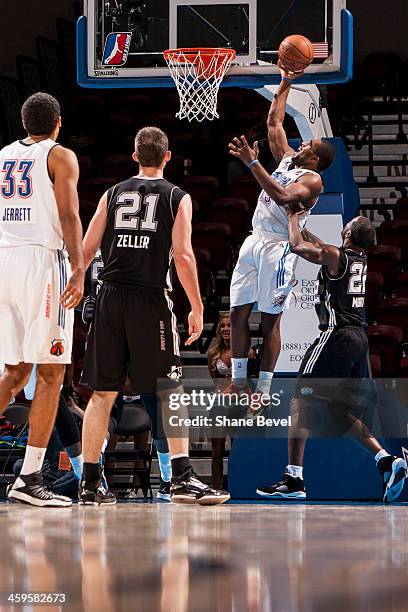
[
  {"x1": 114, "y1": 191, "x2": 159, "y2": 231},
  {"x1": 348, "y1": 262, "x2": 367, "y2": 295}
]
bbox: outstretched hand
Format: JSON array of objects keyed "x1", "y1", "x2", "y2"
[
  {"x1": 278, "y1": 59, "x2": 305, "y2": 81},
  {"x1": 228, "y1": 135, "x2": 259, "y2": 165}
]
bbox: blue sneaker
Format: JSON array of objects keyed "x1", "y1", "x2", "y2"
[
  {"x1": 156, "y1": 478, "x2": 171, "y2": 502},
  {"x1": 378, "y1": 456, "x2": 407, "y2": 503}
]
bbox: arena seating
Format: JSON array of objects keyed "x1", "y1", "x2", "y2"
[
  {"x1": 377, "y1": 299, "x2": 408, "y2": 342},
  {"x1": 367, "y1": 325, "x2": 403, "y2": 376},
  {"x1": 365, "y1": 271, "x2": 384, "y2": 324},
  {"x1": 366, "y1": 245, "x2": 401, "y2": 296},
  {"x1": 394, "y1": 198, "x2": 408, "y2": 220},
  {"x1": 376, "y1": 220, "x2": 408, "y2": 266},
  {"x1": 395, "y1": 272, "x2": 408, "y2": 297}
]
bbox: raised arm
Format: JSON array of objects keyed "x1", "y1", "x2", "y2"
[
  {"x1": 288, "y1": 211, "x2": 340, "y2": 275},
  {"x1": 267, "y1": 64, "x2": 304, "y2": 163},
  {"x1": 48, "y1": 145, "x2": 84, "y2": 309},
  {"x1": 228, "y1": 136, "x2": 322, "y2": 208},
  {"x1": 83, "y1": 192, "x2": 108, "y2": 270},
  {"x1": 172, "y1": 194, "x2": 204, "y2": 346},
  {"x1": 267, "y1": 78, "x2": 295, "y2": 163}
]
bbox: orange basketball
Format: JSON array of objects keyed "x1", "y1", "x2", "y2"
[{"x1": 278, "y1": 35, "x2": 314, "y2": 74}]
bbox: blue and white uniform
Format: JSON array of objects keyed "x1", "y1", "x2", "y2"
[
  {"x1": 230, "y1": 156, "x2": 320, "y2": 314},
  {"x1": 0, "y1": 139, "x2": 73, "y2": 364}
]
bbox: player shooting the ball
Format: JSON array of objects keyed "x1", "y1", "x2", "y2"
[{"x1": 225, "y1": 62, "x2": 335, "y2": 409}]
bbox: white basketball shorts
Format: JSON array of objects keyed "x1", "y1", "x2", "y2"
[
  {"x1": 0, "y1": 245, "x2": 73, "y2": 365},
  {"x1": 230, "y1": 232, "x2": 297, "y2": 314}
]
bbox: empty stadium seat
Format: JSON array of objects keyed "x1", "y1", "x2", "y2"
[
  {"x1": 100, "y1": 155, "x2": 135, "y2": 180},
  {"x1": 77, "y1": 155, "x2": 93, "y2": 181},
  {"x1": 164, "y1": 154, "x2": 185, "y2": 185},
  {"x1": 206, "y1": 205, "x2": 250, "y2": 244},
  {"x1": 400, "y1": 357, "x2": 408, "y2": 378},
  {"x1": 377, "y1": 299, "x2": 408, "y2": 342},
  {"x1": 183, "y1": 176, "x2": 220, "y2": 208},
  {"x1": 365, "y1": 271, "x2": 384, "y2": 324},
  {"x1": 229, "y1": 175, "x2": 260, "y2": 211},
  {"x1": 192, "y1": 222, "x2": 234, "y2": 273},
  {"x1": 366, "y1": 245, "x2": 402, "y2": 296},
  {"x1": 376, "y1": 220, "x2": 408, "y2": 266},
  {"x1": 117, "y1": 93, "x2": 151, "y2": 123},
  {"x1": 170, "y1": 247, "x2": 215, "y2": 328},
  {"x1": 210, "y1": 197, "x2": 250, "y2": 213},
  {"x1": 367, "y1": 325, "x2": 403, "y2": 376},
  {"x1": 79, "y1": 177, "x2": 117, "y2": 202},
  {"x1": 370, "y1": 353, "x2": 382, "y2": 378},
  {"x1": 393, "y1": 198, "x2": 408, "y2": 221},
  {"x1": 145, "y1": 113, "x2": 178, "y2": 132},
  {"x1": 395, "y1": 272, "x2": 408, "y2": 298}
]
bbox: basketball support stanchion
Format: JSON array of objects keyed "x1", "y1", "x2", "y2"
[{"x1": 256, "y1": 84, "x2": 333, "y2": 141}]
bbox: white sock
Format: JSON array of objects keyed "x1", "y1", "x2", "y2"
[
  {"x1": 286, "y1": 464, "x2": 303, "y2": 479},
  {"x1": 171, "y1": 453, "x2": 189, "y2": 460},
  {"x1": 69, "y1": 453, "x2": 84, "y2": 480},
  {"x1": 256, "y1": 371, "x2": 274, "y2": 395},
  {"x1": 375, "y1": 449, "x2": 391, "y2": 464},
  {"x1": 232, "y1": 358, "x2": 248, "y2": 382},
  {"x1": 20, "y1": 446, "x2": 47, "y2": 476}
]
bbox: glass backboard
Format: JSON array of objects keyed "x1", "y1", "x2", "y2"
[{"x1": 77, "y1": 0, "x2": 353, "y2": 88}]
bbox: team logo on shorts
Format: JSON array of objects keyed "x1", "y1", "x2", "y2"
[
  {"x1": 273, "y1": 294, "x2": 287, "y2": 308},
  {"x1": 167, "y1": 365, "x2": 182, "y2": 382},
  {"x1": 50, "y1": 339, "x2": 65, "y2": 357},
  {"x1": 102, "y1": 33, "x2": 132, "y2": 66}
]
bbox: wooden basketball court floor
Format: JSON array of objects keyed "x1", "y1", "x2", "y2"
[{"x1": 0, "y1": 500, "x2": 407, "y2": 612}]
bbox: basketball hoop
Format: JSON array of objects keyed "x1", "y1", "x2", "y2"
[{"x1": 163, "y1": 47, "x2": 236, "y2": 123}]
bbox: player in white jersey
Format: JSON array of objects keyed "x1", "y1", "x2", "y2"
[
  {"x1": 226, "y1": 65, "x2": 335, "y2": 404},
  {"x1": 0, "y1": 92, "x2": 84, "y2": 506}
]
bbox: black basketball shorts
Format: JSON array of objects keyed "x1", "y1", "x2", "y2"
[
  {"x1": 81, "y1": 283, "x2": 182, "y2": 393},
  {"x1": 299, "y1": 326, "x2": 368, "y2": 379},
  {"x1": 294, "y1": 326, "x2": 374, "y2": 435}
]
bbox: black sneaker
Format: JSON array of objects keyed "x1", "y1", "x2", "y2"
[
  {"x1": 156, "y1": 478, "x2": 171, "y2": 502},
  {"x1": 8, "y1": 472, "x2": 72, "y2": 507},
  {"x1": 377, "y1": 455, "x2": 407, "y2": 503},
  {"x1": 257, "y1": 473, "x2": 306, "y2": 499},
  {"x1": 171, "y1": 469, "x2": 230, "y2": 506},
  {"x1": 79, "y1": 478, "x2": 117, "y2": 505}
]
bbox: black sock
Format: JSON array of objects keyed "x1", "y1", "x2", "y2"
[
  {"x1": 83, "y1": 462, "x2": 100, "y2": 484},
  {"x1": 171, "y1": 456, "x2": 191, "y2": 481}
]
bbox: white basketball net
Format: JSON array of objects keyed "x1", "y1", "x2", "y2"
[{"x1": 164, "y1": 48, "x2": 236, "y2": 123}]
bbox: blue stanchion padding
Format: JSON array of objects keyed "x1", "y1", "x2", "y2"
[
  {"x1": 312, "y1": 193, "x2": 344, "y2": 215},
  {"x1": 228, "y1": 438, "x2": 383, "y2": 501},
  {"x1": 323, "y1": 139, "x2": 360, "y2": 222}
]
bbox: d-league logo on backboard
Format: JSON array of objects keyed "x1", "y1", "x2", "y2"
[{"x1": 102, "y1": 32, "x2": 132, "y2": 66}]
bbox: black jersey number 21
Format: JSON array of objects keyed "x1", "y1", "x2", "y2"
[{"x1": 114, "y1": 191, "x2": 159, "y2": 231}]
